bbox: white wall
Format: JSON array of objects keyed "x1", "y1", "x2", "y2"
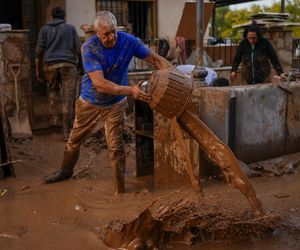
[
  {"x1": 66, "y1": 0, "x2": 95, "y2": 37},
  {"x1": 65, "y1": 0, "x2": 210, "y2": 39},
  {"x1": 66, "y1": 0, "x2": 187, "y2": 38},
  {"x1": 157, "y1": 0, "x2": 186, "y2": 38}
]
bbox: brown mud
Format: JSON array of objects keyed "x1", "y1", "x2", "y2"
[
  {"x1": 179, "y1": 111, "x2": 263, "y2": 216},
  {"x1": 146, "y1": 69, "x2": 263, "y2": 216},
  {"x1": 0, "y1": 69, "x2": 298, "y2": 250},
  {"x1": 103, "y1": 190, "x2": 279, "y2": 249},
  {"x1": 0, "y1": 133, "x2": 299, "y2": 249}
]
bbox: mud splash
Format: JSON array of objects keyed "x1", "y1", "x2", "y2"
[
  {"x1": 179, "y1": 111, "x2": 263, "y2": 215},
  {"x1": 146, "y1": 69, "x2": 263, "y2": 216},
  {"x1": 102, "y1": 190, "x2": 280, "y2": 249}
]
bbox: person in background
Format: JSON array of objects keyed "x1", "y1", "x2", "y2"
[
  {"x1": 35, "y1": 6, "x2": 81, "y2": 141},
  {"x1": 44, "y1": 11, "x2": 172, "y2": 194},
  {"x1": 211, "y1": 77, "x2": 229, "y2": 87},
  {"x1": 176, "y1": 64, "x2": 217, "y2": 86},
  {"x1": 230, "y1": 23, "x2": 285, "y2": 84},
  {"x1": 176, "y1": 64, "x2": 229, "y2": 87}
]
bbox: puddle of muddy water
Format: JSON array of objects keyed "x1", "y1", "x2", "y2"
[
  {"x1": 170, "y1": 234, "x2": 300, "y2": 250},
  {"x1": 169, "y1": 226, "x2": 300, "y2": 250}
]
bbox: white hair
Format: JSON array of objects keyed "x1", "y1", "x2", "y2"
[{"x1": 94, "y1": 11, "x2": 117, "y2": 31}]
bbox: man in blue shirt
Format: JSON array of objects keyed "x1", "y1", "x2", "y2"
[{"x1": 44, "y1": 11, "x2": 172, "y2": 194}]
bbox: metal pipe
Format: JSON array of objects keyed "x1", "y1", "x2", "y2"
[
  {"x1": 196, "y1": 0, "x2": 203, "y2": 66},
  {"x1": 192, "y1": 0, "x2": 207, "y2": 85},
  {"x1": 281, "y1": 0, "x2": 285, "y2": 13},
  {"x1": 212, "y1": 7, "x2": 216, "y2": 38}
]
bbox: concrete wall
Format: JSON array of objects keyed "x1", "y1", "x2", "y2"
[
  {"x1": 263, "y1": 30, "x2": 293, "y2": 74},
  {"x1": 66, "y1": 0, "x2": 95, "y2": 37},
  {"x1": 64, "y1": 0, "x2": 210, "y2": 39},
  {"x1": 157, "y1": 0, "x2": 186, "y2": 38},
  {"x1": 154, "y1": 82, "x2": 300, "y2": 186},
  {"x1": 194, "y1": 83, "x2": 300, "y2": 162},
  {"x1": 233, "y1": 85, "x2": 286, "y2": 161},
  {"x1": 0, "y1": 31, "x2": 32, "y2": 119},
  {"x1": 285, "y1": 83, "x2": 300, "y2": 153},
  {"x1": 65, "y1": 0, "x2": 187, "y2": 38}
]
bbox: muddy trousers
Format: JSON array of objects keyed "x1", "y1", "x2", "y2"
[
  {"x1": 44, "y1": 66, "x2": 78, "y2": 139},
  {"x1": 45, "y1": 98, "x2": 127, "y2": 194}
]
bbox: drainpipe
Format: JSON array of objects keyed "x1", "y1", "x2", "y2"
[
  {"x1": 212, "y1": 7, "x2": 216, "y2": 38},
  {"x1": 192, "y1": 0, "x2": 208, "y2": 85},
  {"x1": 281, "y1": 0, "x2": 285, "y2": 13}
]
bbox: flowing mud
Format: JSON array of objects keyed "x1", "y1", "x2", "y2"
[
  {"x1": 179, "y1": 111, "x2": 264, "y2": 216},
  {"x1": 146, "y1": 69, "x2": 263, "y2": 216},
  {"x1": 0, "y1": 133, "x2": 299, "y2": 249},
  {"x1": 0, "y1": 69, "x2": 299, "y2": 249},
  {"x1": 102, "y1": 190, "x2": 279, "y2": 249}
]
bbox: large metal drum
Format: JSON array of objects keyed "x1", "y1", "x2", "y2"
[{"x1": 146, "y1": 69, "x2": 193, "y2": 119}]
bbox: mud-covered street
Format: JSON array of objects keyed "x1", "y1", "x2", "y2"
[
  {"x1": 0, "y1": 131, "x2": 299, "y2": 250},
  {"x1": 1, "y1": 0, "x2": 300, "y2": 249}
]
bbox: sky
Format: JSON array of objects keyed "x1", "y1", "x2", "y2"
[{"x1": 230, "y1": 0, "x2": 278, "y2": 10}]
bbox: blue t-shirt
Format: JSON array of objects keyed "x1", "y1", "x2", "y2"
[{"x1": 80, "y1": 32, "x2": 151, "y2": 107}]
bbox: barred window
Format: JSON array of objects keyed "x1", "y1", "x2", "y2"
[
  {"x1": 96, "y1": 0, "x2": 156, "y2": 40},
  {"x1": 128, "y1": 1, "x2": 154, "y2": 39},
  {"x1": 96, "y1": 0, "x2": 125, "y2": 26}
]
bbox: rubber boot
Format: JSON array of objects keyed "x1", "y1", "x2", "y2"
[
  {"x1": 44, "y1": 149, "x2": 79, "y2": 184},
  {"x1": 111, "y1": 160, "x2": 125, "y2": 194}
]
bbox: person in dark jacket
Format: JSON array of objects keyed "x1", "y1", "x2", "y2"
[
  {"x1": 230, "y1": 24, "x2": 285, "y2": 84},
  {"x1": 35, "y1": 6, "x2": 81, "y2": 141}
]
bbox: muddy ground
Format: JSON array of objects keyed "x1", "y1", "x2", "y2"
[{"x1": 0, "y1": 129, "x2": 299, "y2": 250}]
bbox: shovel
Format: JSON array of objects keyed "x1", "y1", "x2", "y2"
[{"x1": 8, "y1": 64, "x2": 32, "y2": 139}]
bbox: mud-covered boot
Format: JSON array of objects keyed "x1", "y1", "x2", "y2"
[
  {"x1": 44, "y1": 149, "x2": 79, "y2": 184},
  {"x1": 112, "y1": 161, "x2": 125, "y2": 194}
]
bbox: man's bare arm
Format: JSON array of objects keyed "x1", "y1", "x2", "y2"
[
  {"x1": 143, "y1": 51, "x2": 173, "y2": 70},
  {"x1": 88, "y1": 70, "x2": 151, "y2": 102}
]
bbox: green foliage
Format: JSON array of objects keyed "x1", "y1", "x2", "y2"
[
  {"x1": 263, "y1": 3, "x2": 281, "y2": 13},
  {"x1": 214, "y1": 0, "x2": 300, "y2": 39},
  {"x1": 286, "y1": 0, "x2": 300, "y2": 37},
  {"x1": 215, "y1": 5, "x2": 262, "y2": 40},
  {"x1": 214, "y1": 6, "x2": 231, "y2": 37}
]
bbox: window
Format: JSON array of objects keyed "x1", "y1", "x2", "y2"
[
  {"x1": 96, "y1": 0, "x2": 125, "y2": 26},
  {"x1": 96, "y1": 0, "x2": 156, "y2": 39},
  {"x1": 128, "y1": 1, "x2": 155, "y2": 39}
]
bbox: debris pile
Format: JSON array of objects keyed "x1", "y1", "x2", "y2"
[
  {"x1": 248, "y1": 152, "x2": 300, "y2": 177},
  {"x1": 233, "y1": 12, "x2": 300, "y2": 29}
]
